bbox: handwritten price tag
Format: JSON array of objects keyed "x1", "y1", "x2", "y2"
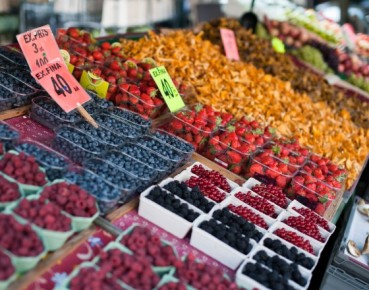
[
  {"x1": 149, "y1": 66, "x2": 185, "y2": 113},
  {"x1": 17, "y1": 25, "x2": 63, "y2": 71},
  {"x1": 220, "y1": 28, "x2": 240, "y2": 61},
  {"x1": 31, "y1": 59, "x2": 91, "y2": 113}
]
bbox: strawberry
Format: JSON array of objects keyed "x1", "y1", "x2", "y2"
[
  {"x1": 101, "y1": 42, "x2": 111, "y2": 50},
  {"x1": 226, "y1": 151, "x2": 242, "y2": 164},
  {"x1": 249, "y1": 163, "x2": 263, "y2": 175}
]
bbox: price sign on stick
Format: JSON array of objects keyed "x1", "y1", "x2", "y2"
[
  {"x1": 220, "y1": 28, "x2": 240, "y2": 61},
  {"x1": 149, "y1": 66, "x2": 185, "y2": 113},
  {"x1": 17, "y1": 26, "x2": 98, "y2": 128},
  {"x1": 16, "y1": 25, "x2": 63, "y2": 71}
]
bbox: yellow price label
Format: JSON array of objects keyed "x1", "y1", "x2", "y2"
[
  {"x1": 80, "y1": 70, "x2": 109, "y2": 98},
  {"x1": 149, "y1": 66, "x2": 185, "y2": 112}
]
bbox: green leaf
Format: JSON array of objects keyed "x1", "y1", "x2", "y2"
[
  {"x1": 268, "y1": 127, "x2": 276, "y2": 134},
  {"x1": 194, "y1": 103, "x2": 203, "y2": 113},
  {"x1": 272, "y1": 145, "x2": 281, "y2": 155},
  {"x1": 227, "y1": 125, "x2": 235, "y2": 132},
  {"x1": 318, "y1": 195, "x2": 329, "y2": 204},
  {"x1": 336, "y1": 174, "x2": 347, "y2": 182},
  {"x1": 252, "y1": 128, "x2": 263, "y2": 135}
]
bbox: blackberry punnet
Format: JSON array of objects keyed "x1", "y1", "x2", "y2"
[
  {"x1": 120, "y1": 226, "x2": 178, "y2": 267},
  {"x1": 147, "y1": 186, "x2": 200, "y2": 222},
  {"x1": 199, "y1": 218, "x2": 253, "y2": 254},
  {"x1": 263, "y1": 237, "x2": 315, "y2": 270},
  {"x1": 186, "y1": 176, "x2": 226, "y2": 202},
  {"x1": 40, "y1": 182, "x2": 98, "y2": 217},
  {"x1": 242, "y1": 261, "x2": 296, "y2": 290},
  {"x1": 97, "y1": 248, "x2": 160, "y2": 290},
  {"x1": 0, "y1": 214, "x2": 44, "y2": 257},
  {"x1": 235, "y1": 191, "x2": 277, "y2": 218},
  {"x1": 212, "y1": 208, "x2": 263, "y2": 242},
  {"x1": 293, "y1": 206, "x2": 330, "y2": 231},
  {"x1": 251, "y1": 183, "x2": 288, "y2": 208},
  {"x1": 0, "y1": 152, "x2": 47, "y2": 186},
  {"x1": 14, "y1": 199, "x2": 72, "y2": 232},
  {"x1": 69, "y1": 267, "x2": 122, "y2": 290},
  {"x1": 191, "y1": 164, "x2": 232, "y2": 192},
  {"x1": 253, "y1": 250, "x2": 307, "y2": 286},
  {"x1": 164, "y1": 180, "x2": 215, "y2": 213},
  {"x1": 283, "y1": 216, "x2": 325, "y2": 243},
  {"x1": 228, "y1": 204, "x2": 269, "y2": 229},
  {"x1": 274, "y1": 228, "x2": 314, "y2": 254}
]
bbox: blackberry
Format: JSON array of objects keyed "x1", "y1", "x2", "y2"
[{"x1": 163, "y1": 180, "x2": 215, "y2": 213}]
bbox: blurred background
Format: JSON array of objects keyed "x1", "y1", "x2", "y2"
[{"x1": 0, "y1": 0, "x2": 366, "y2": 44}]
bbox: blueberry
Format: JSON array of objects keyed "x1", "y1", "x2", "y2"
[
  {"x1": 84, "y1": 158, "x2": 141, "y2": 194},
  {"x1": 146, "y1": 186, "x2": 199, "y2": 222},
  {"x1": 9, "y1": 68, "x2": 43, "y2": 90},
  {"x1": 64, "y1": 169, "x2": 122, "y2": 213},
  {"x1": 16, "y1": 142, "x2": 68, "y2": 181},
  {"x1": 94, "y1": 113, "x2": 142, "y2": 139},
  {"x1": 163, "y1": 180, "x2": 215, "y2": 213},
  {"x1": 0, "y1": 47, "x2": 28, "y2": 67},
  {"x1": 110, "y1": 143, "x2": 173, "y2": 172},
  {"x1": 151, "y1": 131, "x2": 194, "y2": 154},
  {"x1": 31, "y1": 97, "x2": 82, "y2": 128},
  {"x1": 108, "y1": 107, "x2": 151, "y2": 131},
  {"x1": 137, "y1": 135, "x2": 184, "y2": 163},
  {"x1": 0, "y1": 123, "x2": 19, "y2": 150},
  {"x1": 87, "y1": 91, "x2": 114, "y2": 109},
  {"x1": 75, "y1": 120, "x2": 125, "y2": 147},
  {"x1": 53, "y1": 126, "x2": 105, "y2": 164}
]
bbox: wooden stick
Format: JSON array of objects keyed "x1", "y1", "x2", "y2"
[{"x1": 76, "y1": 103, "x2": 99, "y2": 128}]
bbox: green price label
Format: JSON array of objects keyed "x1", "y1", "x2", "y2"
[
  {"x1": 271, "y1": 37, "x2": 286, "y2": 54},
  {"x1": 149, "y1": 66, "x2": 185, "y2": 112}
]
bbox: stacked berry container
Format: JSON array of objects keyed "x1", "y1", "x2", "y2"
[
  {"x1": 160, "y1": 104, "x2": 221, "y2": 152},
  {"x1": 0, "y1": 72, "x2": 38, "y2": 112},
  {"x1": 15, "y1": 140, "x2": 70, "y2": 181},
  {"x1": 0, "y1": 47, "x2": 29, "y2": 69},
  {"x1": 106, "y1": 107, "x2": 152, "y2": 134},
  {"x1": 0, "y1": 121, "x2": 19, "y2": 151}
]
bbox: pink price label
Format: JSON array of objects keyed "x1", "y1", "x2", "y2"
[
  {"x1": 16, "y1": 25, "x2": 64, "y2": 71},
  {"x1": 220, "y1": 28, "x2": 240, "y2": 61},
  {"x1": 31, "y1": 58, "x2": 91, "y2": 113}
]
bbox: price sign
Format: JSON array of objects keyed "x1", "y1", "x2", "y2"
[
  {"x1": 80, "y1": 70, "x2": 109, "y2": 98},
  {"x1": 149, "y1": 66, "x2": 185, "y2": 113},
  {"x1": 31, "y1": 58, "x2": 91, "y2": 113},
  {"x1": 220, "y1": 28, "x2": 240, "y2": 61},
  {"x1": 16, "y1": 25, "x2": 63, "y2": 71}
]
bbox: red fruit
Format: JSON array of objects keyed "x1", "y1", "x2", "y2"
[
  {"x1": 234, "y1": 191, "x2": 277, "y2": 218},
  {"x1": 283, "y1": 216, "x2": 325, "y2": 242},
  {"x1": 274, "y1": 228, "x2": 314, "y2": 254},
  {"x1": 191, "y1": 164, "x2": 232, "y2": 192},
  {"x1": 69, "y1": 267, "x2": 122, "y2": 290},
  {"x1": 100, "y1": 42, "x2": 111, "y2": 50},
  {"x1": 0, "y1": 175, "x2": 21, "y2": 202},
  {"x1": 186, "y1": 176, "x2": 226, "y2": 202},
  {"x1": 228, "y1": 204, "x2": 268, "y2": 229},
  {"x1": 0, "y1": 250, "x2": 15, "y2": 281},
  {"x1": 252, "y1": 183, "x2": 288, "y2": 208}
]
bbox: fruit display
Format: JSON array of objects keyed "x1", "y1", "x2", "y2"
[
  {"x1": 151, "y1": 130, "x2": 195, "y2": 158},
  {"x1": 234, "y1": 190, "x2": 280, "y2": 218},
  {"x1": 0, "y1": 121, "x2": 19, "y2": 150},
  {"x1": 262, "y1": 237, "x2": 315, "y2": 270},
  {"x1": 190, "y1": 163, "x2": 233, "y2": 192},
  {"x1": 14, "y1": 198, "x2": 72, "y2": 232},
  {"x1": 39, "y1": 182, "x2": 98, "y2": 218},
  {"x1": 120, "y1": 27, "x2": 368, "y2": 189},
  {"x1": 64, "y1": 167, "x2": 122, "y2": 213},
  {"x1": 53, "y1": 126, "x2": 106, "y2": 164},
  {"x1": 282, "y1": 215, "x2": 325, "y2": 243},
  {"x1": 15, "y1": 140, "x2": 69, "y2": 181},
  {"x1": 0, "y1": 213, "x2": 44, "y2": 257},
  {"x1": 0, "y1": 152, "x2": 47, "y2": 186},
  {"x1": 163, "y1": 180, "x2": 215, "y2": 213},
  {"x1": 0, "y1": 175, "x2": 22, "y2": 204},
  {"x1": 273, "y1": 228, "x2": 314, "y2": 254},
  {"x1": 107, "y1": 107, "x2": 152, "y2": 131},
  {"x1": 0, "y1": 250, "x2": 15, "y2": 282},
  {"x1": 239, "y1": 260, "x2": 296, "y2": 290},
  {"x1": 160, "y1": 104, "x2": 220, "y2": 151},
  {"x1": 68, "y1": 266, "x2": 123, "y2": 290},
  {"x1": 146, "y1": 186, "x2": 200, "y2": 222},
  {"x1": 198, "y1": 218, "x2": 253, "y2": 255},
  {"x1": 251, "y1": 183, "x2": 288, "y2": 209},
  {"x1": 212, "y1": 208, "x2": 264, "y2": 242},
  {"x1": 203, "y1": 127, "x2": 257, "y2": 174},
  {"x1": 186, "y1": 176, "x2": 227, "y2": 203},
  {"x1": 291, "y1": 206, "x2": 331, "y2": 232},
  {"x1": 288, "y1": 172, "x2": 336, "y2": 215},
  {"x1": 120, "y1": 226, "x2": 178, "y2": 267},
  {"x1": 228, "y1": 204, "x2": 269, "y2": 229},
  {"x1": 252, "y1": 249, "x2": 308, "y2": 286}
]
